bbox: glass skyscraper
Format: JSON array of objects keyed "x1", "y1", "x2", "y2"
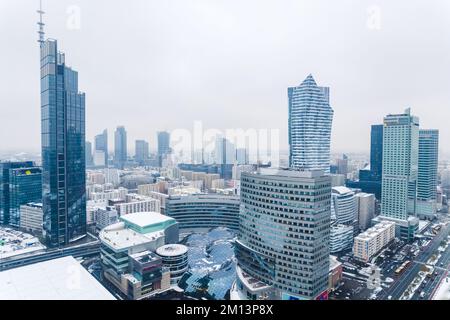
[
  {"x1": 0, "y1": 162, "x2": 42, "y2": 227},
  {"x1": 85, "y1": 141, "x2": 93, "y2": 167},
  {"x1": 40, "y1": 39, "x2": 87, "y2": 247},
  {"x1": 417, "y1": 129, "x2": 439, "y2": 219},
  {"x1": 135, "y1": 139, "x2": 149, "y2": 165},
  {"x1": 288, "y1": 74, "x2": 334, "y2": 172},
  {"x1": 95, "y1": 129, "x2": 108, "y2": 167},
  {"x1": 370, "y1": 124, "x2": 383, "y2": 180},
  {"x1": 347, "y1": 124, "x2": 383, "y2": 199},
  {"x1": 114, "y1": 126, "x2": 127, "y2": 169},
  {"x1": 157, "y1": 131, "x2": 170, "y2": 167}
]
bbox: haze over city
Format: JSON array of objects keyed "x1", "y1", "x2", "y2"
[{"x1": 1, "y1": 0, "x2": 450, "y2": 154}]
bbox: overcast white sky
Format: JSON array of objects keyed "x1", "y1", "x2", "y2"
[{"x1": 1, "y1": 0, "x2": 449, "y2": 154}]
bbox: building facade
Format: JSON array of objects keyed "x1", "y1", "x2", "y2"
[
  {"x1": 353, "y1": 221, "x2": 396, "y2": 262},
  {"x1": 95, "y1": 129, "x2": 108, "y2": 167},
  {"x1": 135, "y1": 140, "x2": 149, "y2": 166},
  {"x1": 40, "y1": 39, "x2": 87, "y2": 247},
  {"x1": 234, "y1": 168, "x2": 331, "y2": 300},
  {"x1": 165, "y1": 194, "x2": 240, "y2": 232},
  {"x1": 330, "y1": 187, "x2": 357, "y2": 253},
  {"x1": 288, "y1": 74, "x2": 334, "y2": 172},
  {"x1": 99, "y1": 212, "x2": 178, "y2": 299},
  {"x1": 417, "y1": 130, "x2": 439, "y2": 219},
  {"x1": 356, "y1": 192, "x2": 375, "y2": 231},
  {"x1": 19, "y1": 203, "x2": 43, "y2": 235},
  {"x1": 0, "y1": 162, "x2": 42, "y2": 227},
  {"x1": 381, "y1": 109, "x2": 419, "y2": 222},
  {"x1": 157, "y1": 131, "x2": 171, "y2": 167},
  {"x1": 114, "y1": 126, "x2": 127, "y2": 169}
]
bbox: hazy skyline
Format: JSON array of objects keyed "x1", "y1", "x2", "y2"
[{"x1": 1, "y1": 0, "x2": 450, "y2": 154}]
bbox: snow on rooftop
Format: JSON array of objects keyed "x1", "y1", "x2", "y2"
[
  {"x1": 120, "y1": 211, "x2": 174, "y2": 228},
  {"x1": 156, "y1": 244, "x2": 188, "y2": 257},
  {"x1": 0, "y1": 228, "x2": 46, "y2": 260},
  {"x1": 332, "y1": 186, "x2": 353, "y2": 195},
  {"x1": 0, "y1": 256, "x2": 115, "y2": 300},
  {"x1": 99, "y1": 222, "x2": 165, "y2": 251}
]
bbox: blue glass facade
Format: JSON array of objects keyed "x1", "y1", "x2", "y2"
[
  {"x1": 346, "y1": 124, "x2": 383, "y2": 199},
  {"x1": 370, "y1": 124, "x2": 383, "y2": 180},
  {"x1": 157, "y1": 131, "x2": 170, "y2": 167},
  {"x1": 0, "y1": 162, "x2": 42, "y2": 227},
  {"x1": 40, "y1": 39, "x2": 86, "y2": 247},
  {"x1": 114, "y1": 126, "x2": 127, "y2": 169}
]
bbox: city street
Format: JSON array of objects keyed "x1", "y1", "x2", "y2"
[{"x1": 377, "y1": 222, "x2": 450, "y2": 300}]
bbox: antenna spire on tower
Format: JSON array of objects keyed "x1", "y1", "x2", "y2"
[{"x1": 37, "y1": 0, "x2": 45, "y2": 46}]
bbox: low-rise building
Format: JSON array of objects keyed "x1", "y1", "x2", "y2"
[
  {"x1": 19, "y1": 203, "x2": 43, "y2": 235},
  {"x1": 156, "y1": 244, "x2": 188, "y2": 285},
  {"x1": 353, "y1": 221, "x2": 396, "y2": 262},
  {"x1": 328, "y1": 255, "x2": 343, "y2": 292},
  {"x1": 114, "y1": 194, "x2": 161, "y2": 215},
  {"x1": 95, "y1": 206, "x2": 119, "y2": 230}
]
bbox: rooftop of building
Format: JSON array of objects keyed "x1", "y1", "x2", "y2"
[
  {"x1": 0, "y1": 228, "x2": 46, "y2": 260},
  {"x1": 21, "y1": 202, "x2": 43, "y2": 208},
  {"x1": 100, "y1": 222, "x2": 165, "y2": 251},
  {"x1": 130, "y1": 250, "x2": 161, "y2": 264},
  {"x1": 156, "y1": 244, "x2": 188, "y2": 257},
  {"x1": 332, "y1": 186, "x2": 354, "y2": 195},
  {"x1": 355, "y1": 221, "x2": 396, "y2": 241},
  {"x1": 355, "y1": 192, "x2": 375, "y2": 198},
  {"x1": 0, "y1": 256, "x2": 115, "y2": 300},
  {"x1": 250, "y1": 167, "x2": 327, "y2": 179},
  {"x1": 329, "y1": 255, "x2": 342, "y2": 271},
  {"x1": 119, "y1": 212, "x2": 175, "y2": 229},
  {"x1": 100, "y1": 212, "x2": 176, "y2": 251}
]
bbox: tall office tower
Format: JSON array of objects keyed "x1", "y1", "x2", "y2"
[
  {"x1": 234, "y1": 168, "x2": 331, "y2": 300},
  {"x1": 215, "y1": 136, "x2": 236, "y2": 165},
  {"x1": 370, "y1": 124, "x2": 383, "y2": 180},
  {"x1": 346, "y1": 124, "x2": 383, "y2": 199},
  {"x1": 416, "y1": 130, "x2": 439, "y2": 219},
  {"x1": 288, "y1": 74, "x2": 334, "y2": 172},
  {"x1": 95, "y1": 129, "x2": 108, "y2": 167},
  {"x1": 157, "y1": 131, "x2": 171, "y2": 167},
  {"x1": 114, "y1": 126, "x2": 127, "y2": 169},
  {"x1": 380, "y1": 109, "x2": 419, "y2": 240},
  {"x1": 135, "y1": 140, "x2": 149, "y2": 165},
  {"x1": 39, "y1": 10, "x2": 87, "y2": 246},
  {"x1": 236, "y1": 148, "x2": 248, "y2": 165},
  {"x1": 356, "y1": 193, "x2": 375, "y2": 231},
  {"x1": 85, "y1": 141, "x2": 93, "y2": 167},
  {"x1": 0, "y1": 162, "x2": 42, "y2": 227},
  {"x1": 442, "y1": 169, "x2": 450, "y2": 199},
  {"x1": 336, "y1": 154, "x2": 348, "y2": 176}
]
